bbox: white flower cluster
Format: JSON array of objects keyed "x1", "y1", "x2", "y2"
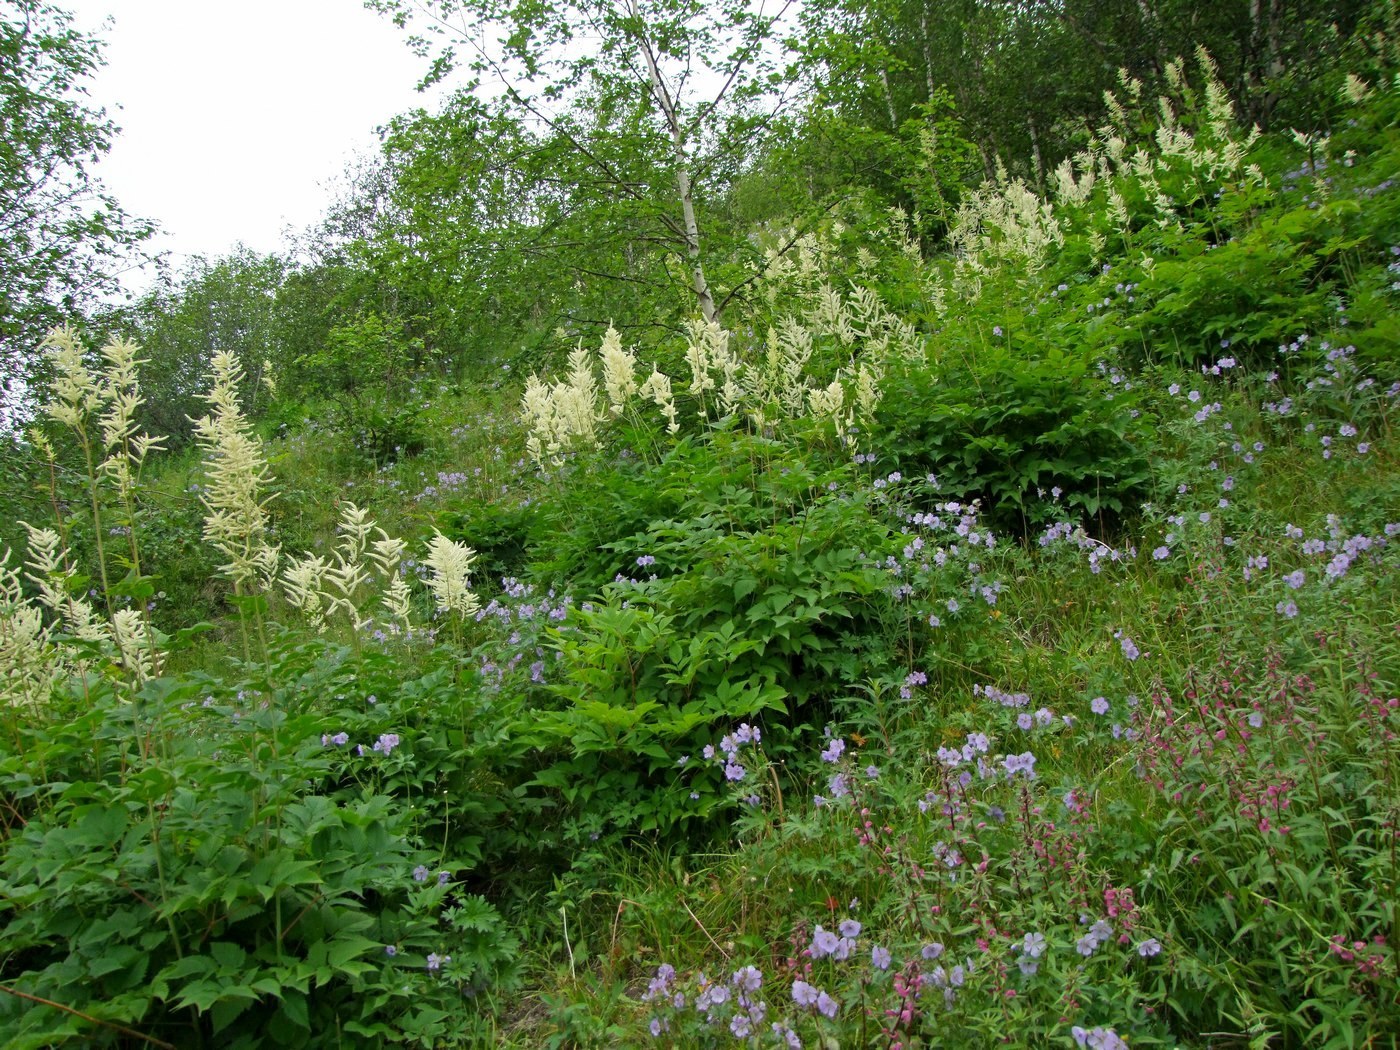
[
  {"x1": 521, "y1": 288, "x2": 907, "y2": 464},
  {"x1": 1, "y1": 548, "x2": 56, "y2": 708},
  {"x1": 1, "y1": 524, "x2": 161, "y2": 699},
  {"x1": 521, "y1": 345, "x2": 604, "y2": 464},
  {"x1": 424, "y1": 531, "x2": 479, "y2": 619},
  {"x1": 947, "y1": 49, "x2": 1262, "y2": 300},
  {"x1": 283, "y1": 502, "x2": 416, "y2": 636},
  {"x1": 42, "y1": 326, "x2": 167, "y2": 490},
  {"x1": 191, "y1": 352, "x2": 280, "y2": 592}
]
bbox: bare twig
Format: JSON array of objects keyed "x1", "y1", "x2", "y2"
[{"x1": 0, "y1": 984, "x2": 178, "y2": 1049}]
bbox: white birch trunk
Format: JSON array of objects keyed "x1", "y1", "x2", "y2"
[{"x1": 629, "y1": 0, "x2": 719, "y2": 324}]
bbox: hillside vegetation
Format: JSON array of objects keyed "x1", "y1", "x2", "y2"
[{"x1": 2, "y1": 5, "x2": 1400, "y2": 1049}]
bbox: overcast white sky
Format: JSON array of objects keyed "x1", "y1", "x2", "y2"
[{"x1": 62, "y1": 0, "x2": 446, "y2": 286}]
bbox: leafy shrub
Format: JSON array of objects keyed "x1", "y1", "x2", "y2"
[
  {"x1": 874, "y1": 338, "x2": 1152, "y2": 533},
  {"x1": 0, "y1": 645, "x2": 518, "y2": 1048},
  {"x1": 514, "y1": 434, "x2": 1008, "y2": 849}
]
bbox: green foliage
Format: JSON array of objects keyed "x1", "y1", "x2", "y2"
[
  {"x1": 0, "y1": 0, "x2": 154, "y2": 420},
  {"x1": 508, "y1": 431, "x2": 1012, "y2": 849},
  {"x1": 318, "y1": 312, "x2": 416, "y2": 401},
  {"x1": 875, "y1": 337, "x2": 1151, "y2": 532},
  {"x1": 0, "y1": 651, "x2": 515, "y2": 1048},
  {"x1": 7, "y1": 15, "x2": 1400, "y2": 1049},
  {"x1": 100, "y1": 250, "x2": 286, "y2": 447}
]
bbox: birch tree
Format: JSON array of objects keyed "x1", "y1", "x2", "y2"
[
  {"x1": 366, "y1": 0, "x2": 803, "y2": 326},
  {"x1": 0, "y1": 0, "x2": 154, "y2": 422}
]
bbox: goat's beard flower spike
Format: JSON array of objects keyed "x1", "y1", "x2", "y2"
[
  {"x1": 191, "y1": 351, "x2": 280, "y2": 591},
  {"x1": 425, "y1": 530, "x2": 480, "y2": 618}
]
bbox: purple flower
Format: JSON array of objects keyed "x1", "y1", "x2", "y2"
[
  {"x1": 816, "y1": 991, "x2": 839, "y2": 1018},
  {"x1": 871, "y1": 945, "x2": 891, "y2": 970},
  {"x1": 698, "y1": 983, "x2": 730, "y2": 1011},
  {"x1": 372, "y1": 733, "x2": 401, "y2": 756},
  {"x1": 810, "y1": 926, "x2": 839, "y2": 958},
  {"x1": 1003, "y1": 751, "x2": 1036, "y2": 778},
  {"x1": 791, "y1": 979, "x2": 819, "y2": 1006},
  {"x1": 437, "y1": 870, "x2": 451, "y2": 886},
  {"x1": 865, "y1": 764, "x2": 880, "y2": 779},
  {"x1": 820, "y1": 738, "x2": 845, "y2": 763},
  {"x1": 772, "y1": 1024, "x2": 801, "y2": 1049},
  {"x1": 1152, "y1": 545, "x2": 1170, "y2": 560},
  {"x1": 1090, "y1": 696, "x2": 1110, "y2": 715},
  {"x1": 643, "y1": 964, "x2": 676, "y2": 1001},
  {"x1": 1284, "y1": 569, "x2": 1305, "y2": 589},
  {"x1": 1021, "y1": 932, "x2": 1046, "y2": 957},
  {"x1": 828, "y1": 773, "x2": 850, "y2": 798},
  {"x1": 730, "y1": 1014, "x2": 752, "y2": 1038},
  {"x1": 1115, "y1": 631, "x2": 1140, "y2": 661},
  {"x1": 413, "y1": 865, "x2": 430, "y2": 882},
  {"x1": 1138, "y1": 938, "x2": 1163, "y2": 957},
  {"x1": 1075, "y1": 1026, "x2": 1128, "y2": 1049},
  {"x1": 1276, "y1": 600, "x2": 1299, "y2": 619},
  {"x1": 724, "y1": 761, "x2": 747, "y2": 782},
  {"x1": 732, "y1": 965, "x2": 762, "y2": 992},
  {"x1": 648, "y1": 1017, "x2": 667, "y2": 1037},
  {"x1": 385, "y1": 945, "x2": 398, "y2": 957},
  {"x1": 838, "y1": 918, "x2": 862, "y2": 939},
  {"x1": 921, "y1": 942, "x2": 944, "y2": 960},
  {"x1": 426, "y1": 952, "x2": 450, "y2": 972}
]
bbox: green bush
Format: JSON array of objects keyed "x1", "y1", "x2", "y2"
[
  {"x1": 874, "y1": 337, "x2": 1152, "y2": 533},
  {"x1": 0, "y1": 645, "x2": 518, "y2": 1048}
]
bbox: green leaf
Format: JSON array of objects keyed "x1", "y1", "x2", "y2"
[
  {"x1": 278, "y1": 988, "x2": 310, "y2": 1031},
  {"x1": 208, "y1": 941, "x2": 247, "y2": 972}
]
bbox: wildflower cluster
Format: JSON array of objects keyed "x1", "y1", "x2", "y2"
[
  {"x1": 474, "y1": 577, "x2": 572, "y2": 691},
  {"x1": 682, "y1": 723, "x2": 768, "y2": 808},
  {"x1": 858, "y1": 470, "x2": 1006, "y2": 629},
  {"x1": 520, "y1": 285, "x2": 913, "y2": 465},
  {"x1": 1038, "y1": 520, "x2": 1135, "y2": 574}
]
